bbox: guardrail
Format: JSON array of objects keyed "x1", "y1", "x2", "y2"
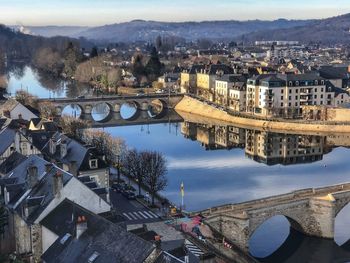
[{"x1": 192, "y1": 182, "x2": 350, "y2": 216}]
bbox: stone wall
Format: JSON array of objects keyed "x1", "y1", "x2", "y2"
[{"x1": 175, "y1": 96, "x2": 350, "y2": 133}]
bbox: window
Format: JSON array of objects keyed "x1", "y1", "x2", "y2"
[
  {"x1": 89, "y1": 159, "x2": 98, "y2": 169},
  {"x1": 296, "y1": 89, "x2": 298, "y2": 93},
  {"x1": 296, "y1": 81, "x2": 299, "y2": 86},
  {"x1": 314, "y1": 95, "x2": 317, "y2": 99},
  {"x1": 315, "y1": 80, "x2": 318, "y2": 85},
  {"x1": 295, "y1": 102, "x2": 298, "y2": 107},
  {"x1": 289, "y1": 96, "x2": 291, "y2": 100},
  {"x1": 321, "y1": 88, "x2": 324, "y2": 92},
  {"x1": 289, "y1": 102, "x2": 291, "y2": 107},
  {"x1": 321, "y1": 94, "x2": 323, "y2": 99},
  {"x1": 281, "y1": 102, "x2": 284, "y2": 107},
  {"x1": 281, "y1": 89, "x2": 284, "y2": 94},
  {"x1": 281, "y1": 96, "x2": 284, "y2": 100},
  {"x1": 289, "y1": 89, "x2": 292, "y2": 94},
  {"x1": 295, "y1": 96, "x2": 298, "y2": 100}
]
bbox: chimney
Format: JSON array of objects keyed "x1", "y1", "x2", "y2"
[
  {"x1": 60, "y1": 140, "x2": 68, "y2": 158},
  {"x1": 49, "y1": 139, "x2": 57, "y2": 155},
  {"x1": 27, "y1": 166, "x2": 38, "y2": 188},
  {"x1": 76, "y1": 216, "x2": 88, "y2": 239},
  {"x1": 69, "y1": 161, "x2": 78, "y2": 176},
  {"x1": 53, "y1": 172, "x2": 63, "y2": 198},
  {"x1": 45, "y1": 163, "x2": 53, "y2": 173}
]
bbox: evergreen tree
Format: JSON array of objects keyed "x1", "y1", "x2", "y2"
[
  {"x1": 90, "y1": 46, "x2": 98, "y2": 58},
  {"x1": 145, "y1": 47, "x2": 163, "y2": 81},
  {"x1": 132, "y1": 53, "x2": 146, "y2": 81},
  {"x1": 63, "y1": 42, "x2": 82, "y2": 78}
]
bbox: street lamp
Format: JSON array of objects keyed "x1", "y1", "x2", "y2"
[{"x1": 117, "y1": 155, "x2": 121, "y2": 183}]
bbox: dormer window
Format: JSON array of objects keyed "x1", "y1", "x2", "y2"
[
  {"x1": 289, "y1": 81, "x2": 293, "y2": 87},
  {"x1": 321, "y1": 80, "x2": 325, "y2": 85},
  {"x1": 296, "y1": 81, "x2": 299, "y2": 86},
  {"x1": 315, "y1": 80, "x2": 318, "y2": 85},
  {"x1": 89, "y1": 159, "x2": 98, "y2": 169}
]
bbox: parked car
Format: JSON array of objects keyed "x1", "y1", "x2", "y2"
[{"x1": 111, "y1": 184, "x2": 123, "y2": 193}]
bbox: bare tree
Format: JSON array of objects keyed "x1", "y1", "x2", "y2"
[
  {"x1": 38, "y1": 101, "x2": 57, "y2": 119},
  {"x1": 59, "y1": 116, "x2": 90, "y2": 138},
  {"x1": 143, "y1": 151, "x2": 168, "y2": 206},
  {"x1": 122, "y1": 149, "x2": 146, "y2": 196},
  {"x1": 15, "y1": 90, "x2": 38, "y2": 108},
  {"x1": 82, "y1": 129, "x2": 126, "y2": 169}
]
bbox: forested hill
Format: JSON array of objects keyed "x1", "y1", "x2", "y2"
[{"x1": 238, "y1": 13, "x2": 350, "y2": 44}]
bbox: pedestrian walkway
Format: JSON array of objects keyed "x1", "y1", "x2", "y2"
[
  {"x1": 122, "y1": 210, "x2": 159, "y2": 221},
  {"x1": 184, "y1": 240, "x2": 204, "y2": 258}
]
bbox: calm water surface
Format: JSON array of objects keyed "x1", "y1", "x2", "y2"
[{"x1": 5, "y1": 65, "x2": 350, "y2": 261}]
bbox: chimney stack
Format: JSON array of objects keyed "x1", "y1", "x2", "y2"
[
  {"x1": 53, "y1": 172, "x2": 63, "y2": 198},
  {"x1": 45, "y1": 163, "x2": 53, "y2": 173},
  {"x1": 69, "y1": 161, "x2": 78, "y2": 176},
  {"x1": 76, "y1": 216, "x2": 88, "y2": 239},
  {"x1": 27, "y1": 166, "x2": 38, "y2": 188},
  {"x1": 49, "y1": 139, "x2": 57, "y2": 155},
  {"x1": 60, "y1": 140, "x2": 68, "y2": 158}
]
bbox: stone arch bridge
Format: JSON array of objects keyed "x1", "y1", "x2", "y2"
[
  {"x1": 37, "y1": 94, "x2": 184, "y2": 117},
  {"x1": 192, "y1": 183, "x2": 350, "y2": 253}
]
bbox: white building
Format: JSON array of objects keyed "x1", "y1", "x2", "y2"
[
  {"x1": 215, "y1": 75, "x2": 246, "y2": 111},
  {"x1": 246, "y1": 73, "x2": 328, "y2": 117}
]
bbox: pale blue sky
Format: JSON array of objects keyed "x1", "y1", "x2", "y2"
[{"x1": 0, "y1": 0, "x2": 349, "y2": 26}]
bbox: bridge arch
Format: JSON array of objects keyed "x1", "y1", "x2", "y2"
[
  {"x1": 120, "y1": 101, "x2": 141, "y2": 120},
  {"x1": 249, "y1": 215, "x2": 304, "y2": 258},
  {"x1": 91, "y1": 102, "x2": 113, "y2": 122},
  {"x1": 148, "y1": 99, "x2": 167, "y2": 118},
  {"x1": 335, "y1": 199, "x2": 350, "y2": 246},
  {"x1": 61, "y1": 104, "x2": 83, "y2": 118}
]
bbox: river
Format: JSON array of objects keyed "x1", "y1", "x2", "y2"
[{"x1": 3, "y1": 65, "x2": 350, "y2": 262}]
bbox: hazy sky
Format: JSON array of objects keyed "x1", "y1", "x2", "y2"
[{"x1": 1, "y1": 0, "x2": 349, "y2": 26}]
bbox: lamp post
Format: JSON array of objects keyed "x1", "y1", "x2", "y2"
[{"x1": 117, "y1": 155, "x2": 120, "y2": 183}]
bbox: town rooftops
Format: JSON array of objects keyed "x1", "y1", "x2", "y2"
[
  {"x1": 0, "y1": 155, "x2": 72, "y2": 223},
  {"x1": 42, "y1": 132, "x2": 108, "y2": 172},
  {"x1": 41, "y1": 199, "x2": 155, "y2": 263},
  {"x1": 248, "y1": 73, "x2": 325, "y2": 87},
  {"x1": 0, "y1": 127, "x2": 16, "y2": 156}
]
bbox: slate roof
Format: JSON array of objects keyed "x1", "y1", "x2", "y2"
[
  {"x1": 0, "y1": 152, "x2": 27, "y2": 175},
  {"x1": 41, "y1": 199, "x2": 155, "y2": 263},
  {"x1": 319, "y1": 66, "x2": 350, "y2": 80},
  {"x1": 42, "y1": 132, "x2": 108, "y2": 172},
  {"x1": 29, "y1": 131, "x2": 56, "y2": 152},
  {"x1": 0, "y1": 127, "x2": 16, "y2": 156},
  {"x1": 0, "y1": 155, "x2": 72, "y2": 223}
]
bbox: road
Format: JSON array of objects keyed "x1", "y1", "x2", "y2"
[{"x1": 109, "y1": 189, "x2": 162, "y2": 224}]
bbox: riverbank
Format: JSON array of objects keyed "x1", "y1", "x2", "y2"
[{"x1": 175, "y1": 95, "x2": 350, "y2": 134}]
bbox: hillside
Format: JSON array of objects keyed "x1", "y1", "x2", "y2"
[
  {"x1": 239, "y1": 13, "x2": 350, "y2": 44},
  {"x1": 13, "y1": 19, "x2": 311, "y2": 42}
]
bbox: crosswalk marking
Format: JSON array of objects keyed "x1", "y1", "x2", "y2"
[
  {"x1": 143, "y1": 211, "x2": 155, "y2": 218},
  {"x1": 149, "y1": 211, "x2": 158, "y2": 217},
  {"x1": 138, "y1": 211, "x2": 148, "y2": 219},
  {"x1": 132, "y1": 212, "x2": 142, "y2": 219},
  {"x1": 185, "y1": 240, "x2": 204, "y2": 257},
  {"x1": 122, "y1": 213, "x2": 132, "y2": 220},
  {"x1": 122, "y1": 210, "x2": 158, "y2": 221}
]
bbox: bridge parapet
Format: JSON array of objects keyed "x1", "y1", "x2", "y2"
[{"x1": 196, "y1": 182, "x2": 350, "y2": 253}]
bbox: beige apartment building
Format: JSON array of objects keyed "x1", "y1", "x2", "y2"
[{"x1": 215, "y1": 75, "x2": 246, "y2": 111}]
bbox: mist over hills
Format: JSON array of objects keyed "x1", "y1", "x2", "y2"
[
  {"x1": 14, "y1": 19, "x2": 311, "y2": 42},
  {"x1": 6, "y1": 13, "x2": 350, "y2": 44}
]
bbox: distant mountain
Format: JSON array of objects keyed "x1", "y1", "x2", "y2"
[
  {"x1": 11, "y1": 25, "x2": 89, "y2": 38},
  {"x1": 239, "y1": 13, "x2": 350, "y2": 44},
  {"x1": 12, "y1": 19, "x2": 312, "y2": 42}
]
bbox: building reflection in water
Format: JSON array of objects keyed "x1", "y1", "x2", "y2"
[{"x1": 180, "y1": 121, "x2": 350, "y2": 166}]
